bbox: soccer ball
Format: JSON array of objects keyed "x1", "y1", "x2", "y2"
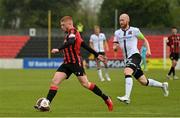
[{"x1": 35, "y1": 98, "x2": 50, "y2": 111}]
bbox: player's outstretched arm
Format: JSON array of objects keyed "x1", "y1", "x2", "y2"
[
  {"x1": 81, "y1": 41, "x2": 105, "y2": 62},
  {"x1": 97, "y1": 54, "x2": 105, "y2": 62},
  {"x1": 81, "y1": 41, "x2": 98, "y2": 57},
  {"x1": 144, "y1": 38, "x2": 151, "y2": 56},
  {"x1": 58, "y1": 39, "x2": 75, "y2": 51},
  {"x1": 137, "y1": 32, "x2": 151, "y2": 56},
  {"x1": 51, "y1": 37, "x2": 75, "y2": 54},
  {"x1": 51, "y1": 39, "x2": 75, "y2": 54},
  {"x1": 51, "y1": 48, "x2": 59, "y2": 54}
]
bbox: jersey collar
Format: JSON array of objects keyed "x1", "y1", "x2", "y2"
[{"x1": 121, "y1": 26, "x2": 130, "y2": 32}]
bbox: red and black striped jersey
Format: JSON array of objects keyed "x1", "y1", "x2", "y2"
[
  {"x1": 62, "y1": 27, "x2": 83, "y2": 66},
  {"x1": 167, "y1": 34, "x2": 180, "y2": 53}
]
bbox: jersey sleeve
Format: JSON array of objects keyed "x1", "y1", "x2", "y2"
[
  {"x1": 113, "y1": 32, "x2": 119, "y2": 43},
  {"x1": 134, "y1": 28, "x2": 145, "y2": 40},
  {"x1": 58, "y1": 38, "x2": 75, "y2": 51},
  {"x1": 103, "y1": 33, "x2": 106, "y2": 41},
  {"x1": 167, "y1": 36, "x2": 172, "y2": 46},
  {"x1": 89, "y1": 35, "x2": 93, "y2": 42}
]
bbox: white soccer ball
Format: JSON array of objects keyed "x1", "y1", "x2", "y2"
[{"x1": 36, "y1": 98, "x2": 50, "y2": 111}]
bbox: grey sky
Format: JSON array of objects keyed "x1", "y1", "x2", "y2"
[{"x1": 79, "y1": 0, "x2": 104, "y2": 13}]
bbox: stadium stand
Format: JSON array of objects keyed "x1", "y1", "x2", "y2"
[
  {"x1": 144, "y1": 35, "x2": 165, "y2": 58},
  {"x1": 0, "y1": 36, "x2": 30, "y2": 58},
  {"x1": 16, "y1": 37, "x2": 62, "y2": 58},
  {"x1": 0, "y1": 35, "x2": 164, "y2": 59},
  {"x1": 17, "y1": 36, "x2": 91, "y2": 58}
]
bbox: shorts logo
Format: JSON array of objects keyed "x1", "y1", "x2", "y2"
[{"x1": 76, "y1": 72, "x2": 81, "y2": 76}]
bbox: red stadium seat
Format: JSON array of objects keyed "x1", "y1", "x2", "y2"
[{"x1": 0, "y1": 36, "x2": 30, "y2": 58}]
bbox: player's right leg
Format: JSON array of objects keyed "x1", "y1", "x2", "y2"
[
  {"x1": 34, "y1": 72, "x2": 67, "y2": 111},
  {"x1": 46, "y1": 72, "x2": 67, "y2": 103},
  {"x1": 77, "y1": 75, "x2": 113, "y2": 111},
  {"x1": 117, "y1": 67, "x2": 133, "y2": 104},
  {"x1": 34, "y1": 64, "x2": 69, "y2": 111}
]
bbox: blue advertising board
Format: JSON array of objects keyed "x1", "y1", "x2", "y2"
[{"x1": 23, "y1": 58, "x2": 63, "y2": 69}]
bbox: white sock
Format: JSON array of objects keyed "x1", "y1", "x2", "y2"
[
  {"x1": 104, "y1": 68, "x2": 110, "y2": 78},
  {"x1": 125, "y1": 77, "x2": 133, "y2": 99},
  {"x1": 97, "y1": 69, "x2": 103, "y2": 80},
  {"x1": 148, "y1": 78, "x2": 163, "y2": 88}
]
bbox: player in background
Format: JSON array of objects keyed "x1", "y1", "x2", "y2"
[
  {"x1": 140, "y1": 43, "x2": 148, "y2": 71},
  {"x1": 89, "y1": 25, "x2": 111, "y2": 81},
  {"x1": 166, "y1": 27, "x2": 180, "y2": 80},
  {"x1": 34, "y1": 16, "x2": 113, "y2": 111},
  {"x1": 113, "y1": 13, "x2": 169, "y2": 104}
]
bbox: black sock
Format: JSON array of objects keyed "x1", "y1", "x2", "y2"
[
  {"x1": 46, "y1": 86, "x2": 58, "y2": 103},
  {"x1": 168, "y1": 67, "x2": 174, "y2": 75},
  {"x1": 172, "y1": 67, "x2": 175, "y2": 76},
  {"x1": 89, "y1": 83, "x2": 108, "y2": 101},
  {"x1": 105, "y1": 64, "x2": 108, "y2": 68}
]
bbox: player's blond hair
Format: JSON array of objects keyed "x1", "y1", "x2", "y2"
[
  {"x1": 94, "y1": 25, "x2": 100, "y2": 30},
  {"x1": 60, "y1": 16, "x2": 73, "y2": 22}
]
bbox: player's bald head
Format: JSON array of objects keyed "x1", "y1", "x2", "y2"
[
  {"x1": 119, "y1": 13, "x2": 130, "y2": 22},
  {"x1": 119, "y1": 13, "x2": 130, "y2": 29}
]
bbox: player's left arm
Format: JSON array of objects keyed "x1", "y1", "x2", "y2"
[
  {"x1": 137, "y1": 32, "x2": 151, "y2": 56},
  {"x1": 81, "y1": 41, "x2": 98, "y2": 57},
  {"x1": 81, "y1": 41, "x2": 105, "y2": 62}
]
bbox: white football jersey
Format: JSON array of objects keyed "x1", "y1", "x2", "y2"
[
  {"x1": 90, "y1": 33, "x2": 106, "y2": 52},
  {"x1": 114, "y1": 27, "x2": 143, "y2": 59}
]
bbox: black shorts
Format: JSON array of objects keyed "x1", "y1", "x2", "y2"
[
  {"x1": 125, "y1": 53, "x2": 144, "y2": 79},
  {"x1": 57, "y1": 63, "x2": 85, "y2": 79},
  {"x1": 96, "y1": 52, "x2": 107, "y2": 61},
  {"x1": 98, "y1": 52, "x2": 106, "y2": 56},
  {"x1": 170, "y1": 53, "x2": 179, "y2": 61}
]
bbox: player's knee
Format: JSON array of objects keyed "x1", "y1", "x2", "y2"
[
  {"x1": 81, "y1": 81, "x2": 89, "y2": 88},
  {"x1": 124, "y1": 68, "x2": 133, "y2": 75},
  {"x1": 172, "y1": 62, "x2": 177, "y2": 67},
  {"x1": 138, "y1": 76, "x2": 148, "y2": 86},
  {"x1": 139, "y1": 80, "x2": 147, "y2": 86}
]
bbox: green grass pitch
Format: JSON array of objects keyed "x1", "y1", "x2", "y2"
[{"x1": 0, "y1": 68, "x2": 180, "y2": 117}]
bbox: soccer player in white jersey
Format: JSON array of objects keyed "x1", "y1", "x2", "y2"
[
  {"x1": 89, "y1": 25, "x2": 111, "y2": 81},
  {"x1": 113, "y1": 13, "x2": 169, "y2": 104}
]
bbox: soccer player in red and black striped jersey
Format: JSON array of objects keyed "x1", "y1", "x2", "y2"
[
  {"x1": 167, "y1": 27, "x2": 180, "y2": 80},
  {"x1": 34, "y1": 16, "x2": 113, "y2": 111}
]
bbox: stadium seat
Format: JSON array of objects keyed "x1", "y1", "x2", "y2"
[{"x1": 0, "y1": 36, "x2": 30, "y2": 58}]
